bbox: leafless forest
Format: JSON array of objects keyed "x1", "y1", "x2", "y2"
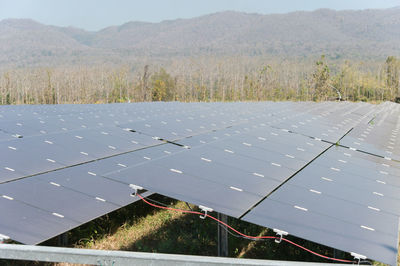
[
  {"x1": 0, "y1": 55, "x2": 399, "y2": 105},
  {"x1": 1, "y1": 9, "x2": 400, "y2": 105}
]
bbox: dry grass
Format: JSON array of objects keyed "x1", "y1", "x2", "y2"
[
  {"x1": 78, "y1": 201, "x2": 188, "y2": 251},
  {"x1": 53, "y1": 201, "x2": 189, "y2": 266},
  {"x1": 237, "y1": 228, "x2": 269, "y2": 258}
]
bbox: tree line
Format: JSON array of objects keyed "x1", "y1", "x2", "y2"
[{"x1": 0, "y1": 56, "x2": 399, "y2": 105}]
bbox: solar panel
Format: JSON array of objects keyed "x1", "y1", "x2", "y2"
[
  {"x1": 36, "y1": 164, "x2": 136, "y2": 206},
  {"x1": 116, "y1": 103, "x2": 261, "y2": 141},
  {"x1": 184, "y1": 145, "x2": 296, "y2": 181},
  {"x1": 0, "y1": 130, "x2": 164, "y2": 183},
  {"x1": 0, "y1": 177, "x2": 121, "y2": 223},
  {"x1": 243, "y1": 197, "x2": 398, "y2": 266},
  {"x1": 105, "y1": 121, "x2": 334, "y2": 218},
  {"x1": 339, "y1": 112, "x2": 400, "y2": 161},
  {"x1": 123, "y1": 143, "x2": 185, "y2": 162},
  {"x1": 243, "y1": 145, "x2": 400, "y2": 265},
  {"x1": 0, "y1": 165, "x2": 26, "y2": 183},
  {"x1": 0, "y1": 195, "x2": 80, "y2": 245},
  {"x1": 0, "y1": 151, "x2": 154, "y2": 245},
  {"x1": 0, "y1": 120, "x2": 40, "y2": 138},
  {"x1": 269, "y1": 101, "x2": 381, "y2": 144},
  {"x1": 106, "y1": 162, "x2": 262, "y2": 218},
  {"x1": 1, "y1": 137, "x2": 71, "y2": 179},
  {"x1": 209, "y1": 130, "x2": 330, "y2": 162},
  {"x1": 1, "y1": 101, "x2": 399, "y2": 265}
]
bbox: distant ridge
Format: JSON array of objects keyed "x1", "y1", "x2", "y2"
[{"x1": 0, "y1": 7, "x2": 400, "y2": 67}]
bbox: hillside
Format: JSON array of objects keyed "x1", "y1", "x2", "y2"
[
  {"x1": 1, "y1": 7, "x2": 400, "y2": 67},
  {"x1": 0, "y1": 19, "x2": 91, "y2": 67}
]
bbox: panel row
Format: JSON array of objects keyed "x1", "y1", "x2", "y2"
[{"x1": 243, "y1": 145, "x2": 400, "y2": 266}]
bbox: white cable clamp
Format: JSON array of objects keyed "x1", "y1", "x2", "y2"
[
  {"x1": 199, "y1": 205, "x2": 213, "y2": 219},
  {"x1": 0, "y1": 233, "x2": 10, "y2": 243},
  {"x1": 273, "y1": 228, "x2": 289, "y2": 243},
  {"x1": 129, "y1": 184, "x2": 144, "y2": 197},
  {"x1": 351, "y1": 252, "x2": 367, "y2": 265}
]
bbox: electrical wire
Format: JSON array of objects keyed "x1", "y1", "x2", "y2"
[
  {"x1": 146, "y1": 196, "x2": 263, "y2": 240},
  {"x1": 136, "y1": 194, "x2": 356, "y2": 264},
  {"x1": 218, "y1": 223, "x2": 371, "y2": 265},
  {"x1": 147, "y1": 197, "x2": 249, "y2": 240}
]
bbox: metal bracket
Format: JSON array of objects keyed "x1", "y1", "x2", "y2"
[
  {"x1": 350, "y1": 252, "x2": 367, "y2": 265},
  {"x1": 199, "y1": 205, "x2": 213, "y2": 219},
  {"x1": 129, "y1": 184, "x2": 144, "y2": 197},
  {"x1": 273, "y1": 228, "x2": 288, "y2": 243},
  {"x1": 0, "y1": 233, "x2": 10, "y2": 244}
]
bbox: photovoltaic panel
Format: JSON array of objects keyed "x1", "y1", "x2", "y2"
[
  {"x1": 106, "y1": 162, "x2": 263, "y2": 218},
  {"x1": 0, "y1": 137, "x2": 69, "y2": 178},
  {"x1": 0, "y1": 178, "x2": 120, "y2": 223},
  {"x1": 183, "y1": 145, "x2": 296, "y2": 181},
  {"x1": 1, "y1": 101, "x2": 400, "y2": 265},
  {"x1": 0, "y1": 166, "x2": 26, "y2": 183},
  {"x1": 105, "y1": 123, "x2": 333, "y2": 218},
  {"x1": 0, "y1": 195, "x2": 81, "y2": 245},
  {"x1": 122, "y1": 143, "x2": 185, "y2": 162},
  {"x1": 212, "y1": 131, "x2": 329, "y2": 162},
  {"x1": 278, "y1": 161, "x2": 400, "y2": 215},
  {"x1": 36, "y1": 165, "x2": 138, "y2": 207},
  {"x1": 0, "y1": 131, "x2": 13, "y2": 141},
  {"x1": 270, "y1": 102, "x2": 378, "y2": 144},
  {"x1": 0, "y1": 183, "x2": 152, "y2": 245},
  {"x1": 338, "y1": 102, "x2": 400, "y2": 160},
  {"x1": 206, "y1": 139, "x2": 308, "y2": 170},
  {"x1": 116, "y1": 105, "x2": 255, "y2": 141},
  {"x1": 243, "y1": 198, "x2": 398, "y2": 266},
  {"x1": 313, "y1": 157, "x2": 400, "y2": 188},
  {"x1": 153, "y1": 151, "x2": 283, "y2": 196},
  {"x1": 0, "y1": 131, "x2": 166, "y2": 183},
  {"x1": 243, "y1": 145, "x2": 400, "y2": 266},
  {"x1": 0, "y1": 159, "x2": 153, "y2": 244},
  {"x1": 0, "y1": 120, "x2": 40, "y2": 138},
  {"x1": 322, "y1": 146, "x2": 400, "y2": 177},
  {"x1": 178, "y1": 124, "x2": 331, "y2": 166}
]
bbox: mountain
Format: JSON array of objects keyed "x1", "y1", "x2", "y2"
[
  {"x1": 0, "y1": 19, "x2": 91, "y2": 67},
  {"x1": 1, "y1": 8, "x2": 400, "y2": 68}
]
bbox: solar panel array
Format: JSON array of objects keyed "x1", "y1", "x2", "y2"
[{"x1": 0, "y1": 101, "x2": 399, "y2": 265}]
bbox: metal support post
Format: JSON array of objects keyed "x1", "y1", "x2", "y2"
[
  {"x1": 57, "y1": 232, "x2": 68, "y2": 247},
  {"x1": 217, "y1": 213, "x2": 228, "y2": 257}
]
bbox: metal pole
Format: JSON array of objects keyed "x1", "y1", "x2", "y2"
[
  {"x1": 333, "y1": 248, "x2": 345, "y2": 260},
  {"x1": 217, "y1": 213, "x2": 228, "y2": 257},
  {"x1": 57, "y1": 232, "x2": 68, "y2": 247}
]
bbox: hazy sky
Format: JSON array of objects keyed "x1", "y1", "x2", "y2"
[{"x1": 1, "y1": 0, "x2": 399, "y2": 31}]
